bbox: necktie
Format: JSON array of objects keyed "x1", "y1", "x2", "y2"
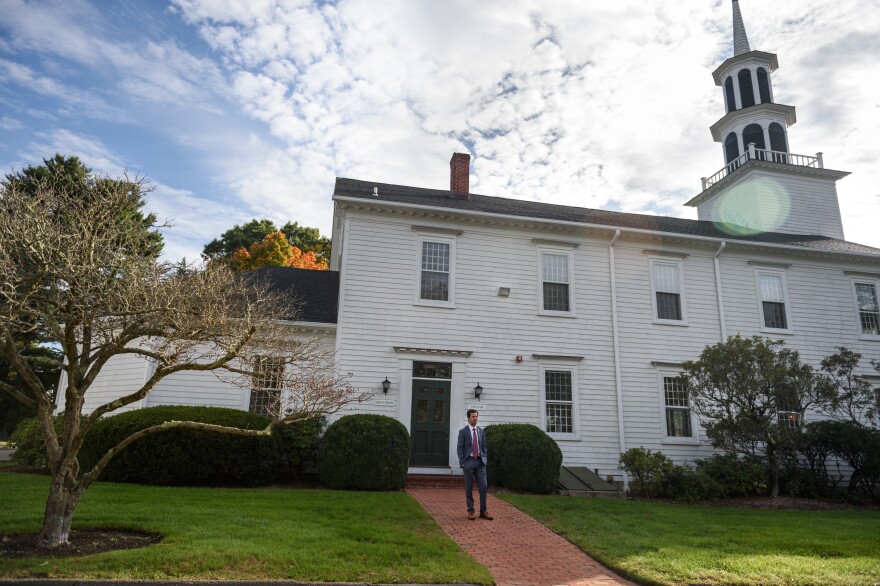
[{"x1": 472, "y1": 428, "x2": 479, "y2": 458}]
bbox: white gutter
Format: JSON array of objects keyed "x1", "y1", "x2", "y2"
[
  {"x1": 713, "y1": 242, "x2": 727, "y2": 342},
  {"x1": 608, "y1": 230, "x2": 627, "y2": 488},
  {"x1": 333, "y1": 195, "x2": 880, "y2": 262}
]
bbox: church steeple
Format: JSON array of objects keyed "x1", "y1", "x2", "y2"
[
  {"x1": 731, "y1": 0, "x2": 751, "y2": 55},
  {"x1": 685, "y1": 0, "x2": 850, "y2": 240}
]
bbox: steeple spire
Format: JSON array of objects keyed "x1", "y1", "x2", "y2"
[{"x1": 732, "y1": 0, "x2": 751, "y2": 55}]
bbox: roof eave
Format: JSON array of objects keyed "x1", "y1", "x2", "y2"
[
  {"x1": 712, "y1": 50, "x2": 780, "y2": 84},
  {"x1": 333, "y1": 194, "x2": 878, "y2": 262}
]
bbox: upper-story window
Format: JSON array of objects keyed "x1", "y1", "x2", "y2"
[
  {"x1": 415, "y1": 234, "x2": 456, "y2": 307},
  {"x1": 738, "y1": 68, "x2": 756, "y2": 108},
  {"x1": 743, "y1": 123, "x2": 766, "y2": 152},
  {"x1": 650, "y1": 258, "x2": 686, "y2": 324},
  {"x1": 755, "y1": 269, "x2": 791, "y2": 332},
  {"x1": 538, "y1": 248, "x2": 574, "y2": 314},
  {"x1": 853, "y1": 280, "x2": 880, "y2": 337}
]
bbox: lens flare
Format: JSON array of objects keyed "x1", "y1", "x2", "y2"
[{"x1": 712, "y1": 176, "x2": 792, "y2": 236}]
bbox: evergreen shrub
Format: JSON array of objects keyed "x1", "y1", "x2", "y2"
[
  {"x1": 79, "y1": 406, "x2": 278, "y2": 486},
  {"x1": 484, "y1": 423, "x2": 562, "y2": 493},
  {"x1": 619, "y1": 447, "x2": 675, "y2": 498},
  {"x1": 695, "y1": 453, "x2": 767, "y2": 498},
  {"x1": 9, "y1": 415, "x2": 65, "y2": 468},
  {"x1": 317, "y1": 414, "x2": 410, "y2": 490},
  {"x1": 275, "y1": 416, "x2": 325, "y2": 477}
]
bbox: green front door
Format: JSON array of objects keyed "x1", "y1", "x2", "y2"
[{"x1": 410, "y1": 379, "x2": 451, "y2": 466}]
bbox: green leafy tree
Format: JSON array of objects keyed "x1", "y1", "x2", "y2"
[
  {"x1": 203, "y1": 219, "x2": 330, "y2": 264},
  {"x1": 818, "y1": 347, "x2": 879, "y2": 427},
  {"x1": 681, "y1": 335, "x2": 829, "y2": 498},
  {"x1": 0, "y1": 163, "x2": 361, "y2": 549},
  {"x1": 2, "y1": 154, "x2": 163, "y2": 258},
  {"x1": 0, "y1": 343, "x2": 62, "y2": 439}
]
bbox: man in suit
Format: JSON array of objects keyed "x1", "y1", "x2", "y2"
[{"x1": 456, "y1": 409, "x2": 493, "y2": 520}]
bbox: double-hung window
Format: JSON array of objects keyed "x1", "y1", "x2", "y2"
[
  {"x1": 415, "y1": 232, "x2": 456, "y2": 307},
  {"x1": 755, "y1": 269, "x2": 791, "y2": 332},
  {"x1": 249, "y1": 356, "x2": 283, "y2": 419},
  {"x1": 538, "y1": 247, "x2": 574, "y2": 314},
  {"x1": 662, "y1": 375, "x2": 693, "y2": 439},
  {"x1": 650, "y1": 258, "x2": 686, "y2": 323},
  {"x1": 541, "y1": 366, "x2": 576, "y2": 437},
  {"x1": 853, "y1": 281, "x2": 880, "y2": 336}
]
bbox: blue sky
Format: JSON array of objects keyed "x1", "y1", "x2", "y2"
[{"x1": 2, "y1": 0, "x2": 879, "y2": 261}]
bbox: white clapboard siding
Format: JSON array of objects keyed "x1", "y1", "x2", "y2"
[{"x1": 56, "y1": 353, "x2": 149, "y2": 414}]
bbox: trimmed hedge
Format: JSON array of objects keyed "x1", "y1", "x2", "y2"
[
  {"x1": 79, "y1": 406, "x2": 278, "y2": 486},
  {"x1": 275, "y1": 416, "x2": 325, "y2": 477},
  {"x1": 484, "y1": 423, "x2": 562, "y2": 493},
  {"x1": 317, "y1": 414, "x2": 410, "y2": 490}
]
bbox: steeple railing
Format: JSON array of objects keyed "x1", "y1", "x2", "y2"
[{"x1": 701, "y1": 145, "x2": 824, "y2": 190}]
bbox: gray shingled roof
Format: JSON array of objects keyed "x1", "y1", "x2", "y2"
[
  {"x1": 732, "y1": 0, "x2": 751, "y2": 56},
  {"x1": 249, "y1": 266, "x2": 339, "y2": 324},
  {"x1": 334, "y1": 177, "x2": 880, "y2": 256}
]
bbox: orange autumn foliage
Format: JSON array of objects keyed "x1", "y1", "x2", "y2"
[{"x1": 229, "y1": 231, "x2": 329, "y2": 271}]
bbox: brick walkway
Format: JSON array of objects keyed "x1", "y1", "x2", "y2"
[{"x1": 407, "y1": 487, "x2": 637, "y2": 586}]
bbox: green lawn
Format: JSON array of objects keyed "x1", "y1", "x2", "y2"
[
  {"x1": 0, "y1": 472, "x2": 491, "y2": 583},
  {"x1": 500, "y1": 494, "x2": 880, "y2": 586}
]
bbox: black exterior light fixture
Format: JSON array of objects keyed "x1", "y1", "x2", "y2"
[
  {"x1": 382, "y1": 377, "x2": 391, "y2": 394},
  {"x1": 474, "y1": 383, "x2": 483, "y2": 400}
]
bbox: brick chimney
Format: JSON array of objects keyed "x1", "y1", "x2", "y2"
[{"x1": 450, "y1": 152, "x2": 470, "y2": 198}]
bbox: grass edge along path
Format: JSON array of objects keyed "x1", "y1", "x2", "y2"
[
  {"x1": 0, "y1": 472, "x2": 492, "y2": 584},
  {"x1": 499, "y1": 493, "x2": 880, "y2": 586}
]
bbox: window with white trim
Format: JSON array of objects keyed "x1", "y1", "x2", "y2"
[
  {"x1": 755, "y1": 269, "x2": 791, "y2": 331},
  {"x1": 249, "y1": 356, "x2": 283, "y2": 419},
  {"x1": 650, "y1": 259, "x2": 685, "y2": 322},
  {"x1": 775, "y1": 387, "x2": 801, "y2": 430},
  {"x1": 541, "y1": 366, "x2": 576, "y2": 437},
  {"x1": 540, "y1": 250, "x2": 572, "y2": 313},
  {"x1": 662, "y1": 375, "x2": 693, "y2": 438},
  {"x1": 854, "y1": 281, "x2": 880, "y2": 336},
  {"x1": 415, "y1": 235, "x2": 455, "y2": 306}
]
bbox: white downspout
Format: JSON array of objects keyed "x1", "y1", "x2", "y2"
[
  {"x1": 609, "y1": 230, "x2": 627, "y2": 489},
  {"x1": 714, "y1": 242, "x2": 727, "y2": 342}
]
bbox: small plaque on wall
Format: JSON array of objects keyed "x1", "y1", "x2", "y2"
[
  {"x1": 467, "y1": 404, "x2": 485, "y2": 410},
  {"x1": 374, "y1": 399, "x2": 395, "y2": 406}
]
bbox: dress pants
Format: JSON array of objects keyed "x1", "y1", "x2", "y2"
[{"x1": 462, "y1": 457, "x2": 488, "y2": 513}]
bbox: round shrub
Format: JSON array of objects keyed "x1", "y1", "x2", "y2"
[
  {"x1": 79, "y1": 406, "x2": 279, "y2": 486},
  {"x1": 317, "y1": 414, "x2": 410, "y2": 490},
  {"x1": 484, "y1": 423, "x2": 562, "y2": 493}
]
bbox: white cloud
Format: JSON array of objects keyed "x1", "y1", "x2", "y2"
[{"x1": 3, "y1": 0, "x2": 879, "y2": 255}]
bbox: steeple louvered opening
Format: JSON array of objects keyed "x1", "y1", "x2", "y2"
[
  {"x1": 724, "y1": 77, "x2": 736, "y2": 113},
  {"x1": 742, "y1": 123, "x2": 766, "y2": 151},
  {"x1": 757, "y1": 67, "x2": 772, "y2": 103},
  {"x1": 724, "y1": 132, "x2": 740, "y2": 164},
  {"x1": 769, "y1": 122, "x2": 788, "y2": 152},
  {"x1": 738, "y1": 69, "x2": 755, "y2": 108}
]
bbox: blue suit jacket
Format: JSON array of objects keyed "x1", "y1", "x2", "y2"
[{"x1": 457, "y1": 425, "x2": 488, "y2": 467}]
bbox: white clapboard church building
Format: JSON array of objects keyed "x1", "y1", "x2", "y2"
[{"x1": 64, "y1": 1, "x2": 880, "y2": 480}]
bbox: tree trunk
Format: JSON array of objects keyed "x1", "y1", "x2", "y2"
[
  {"x1": 37, "y1": 472, "x2": 81, "y2": 549},
  {"x1": 767, "y1": 445, "x2": 780, "y2": 498}
]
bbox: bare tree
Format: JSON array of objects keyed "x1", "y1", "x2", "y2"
[{"x1": 0, "y1": 167, "x2": 364, "y2": 549}]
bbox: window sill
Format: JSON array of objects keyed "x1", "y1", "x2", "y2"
[
  {"x1": 661, "y1": 437, "x2": 699, "y2": 445},
  {"x1": 414, "y1": 302, "x2": 456, "y2": 309},
  {"x1": 548, "y1": 435, "x2": 580, "y2": 442},
  {"x1": 537, "y1": 311, "x2": 578, "y2": 318},
  {"x1": 760, "y1": 328, "x2": 794, "y2": 336},
  {"x1": 652, "y1": 319, "x2": 689, "y2": 327},
  {"x1": 858, "y1": 334, "x2": 880, "y2": 342}
]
